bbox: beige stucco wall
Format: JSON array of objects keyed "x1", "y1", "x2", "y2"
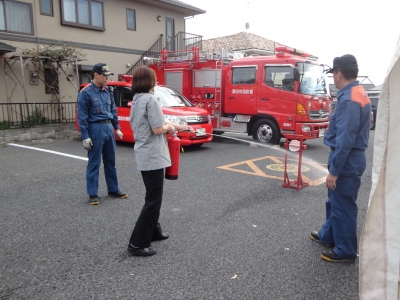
[
  {"x1": 35, "y1": 1, "x2": 185, "y2": 51},
  {"x1": 0, "y1": 0, "x2": 188, "y2": 105}
]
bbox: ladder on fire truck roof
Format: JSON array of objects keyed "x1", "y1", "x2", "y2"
[
  {"x1": 214, "y1": 56, "x2": 223, "y2": 112},
  {"x1": 143, "y1": 46, "x2": 318, "y2": 67},
  {"x1": 142, "y1": 46, "x2": 246, "y2": 66}
]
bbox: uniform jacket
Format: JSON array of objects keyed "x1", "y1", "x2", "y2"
[
  {"x1": 77, "y1": 82, "x2": 120, "y2": 140},
  {"x1": 324, "y1": 81, "x2": 371, "y2": 176}
]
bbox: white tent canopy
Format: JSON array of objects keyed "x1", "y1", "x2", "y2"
[{"x1": 359, "y1": 36, "x2": 400, "y2": 299}]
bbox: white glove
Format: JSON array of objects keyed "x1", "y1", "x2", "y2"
[
  {"x1": 83, "y1": 138, "x2": 93, "y2": 150},
  {"x1": 116, "y1": 129, "x2": 123, "y2": 139}
]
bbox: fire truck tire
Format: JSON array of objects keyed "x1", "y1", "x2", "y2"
[
  {"x1": 252, "y1": 119, "x2": 280, "y2": 144},
  {"x1": 213, "y1": 131, "x2": 224, "y2": 135}
]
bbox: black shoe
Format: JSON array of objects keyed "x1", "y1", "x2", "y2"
[
  {"x1": 321, "y1": 250, "x2": 355, "y2": 263},
  {"x1": 127, "y1": 244, "x2": 156, "y2": 256},
  {"x1": 108, "y1": 191, "x2": 128, "y2": 199},
  {"x1": 152, "y1": 232, "x2": 169, "y2": 241},
  {"x1": 310, "y1": 231, "x2": 334, "y2": 247},
  {"x1": 89, "y1": 195, "x2": 100, "y2": 205}
]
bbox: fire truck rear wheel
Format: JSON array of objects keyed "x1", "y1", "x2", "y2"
[{"x1": 252, "y1": 119, "x2": 280, "y2": 144}]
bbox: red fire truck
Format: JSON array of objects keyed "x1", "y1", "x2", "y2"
[
  {"x1": 75, "y1": 75, "x2": 213, "y2": 147},
  {"x1": 147, "y1": 46, "x2": 333, "y2": 144}
]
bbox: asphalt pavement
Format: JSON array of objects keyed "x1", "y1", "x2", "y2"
[{"x1": 0, "y1": 131, "x2": 375, "y2": 299}]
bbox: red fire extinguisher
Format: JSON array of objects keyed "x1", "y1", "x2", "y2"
[{"x1": 165, "y1": 132, "x2": 181, "y2": 180}]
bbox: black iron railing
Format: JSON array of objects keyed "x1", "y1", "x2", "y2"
[
  {"x1": 126, "y1": 35, "x2": 164, "y2": 75},
  {"x1": 165, "y1": 31, "x2": 203, "y2": 52},
  {"x1": 0, "y1": 102, "x2": 76, "y2": 130},
  {"x1": 126, "y1": 32, "x2": 203, "y2": 76}
]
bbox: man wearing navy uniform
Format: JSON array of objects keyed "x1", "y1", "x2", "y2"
[
  {"x1": 310, "y1": 55, "x2": 371, "y2": 262},
  {"x1": 77, "y1": 63, "x2": 128, "y2": 205}
]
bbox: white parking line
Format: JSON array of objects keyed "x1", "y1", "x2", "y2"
[{"x1": 7, "y1": 143, "x2": 88, "y2": 161}]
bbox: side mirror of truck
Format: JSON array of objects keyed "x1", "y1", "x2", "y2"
[{"x1": 293, "y1": 68, "x2": 301, "y2": 81}]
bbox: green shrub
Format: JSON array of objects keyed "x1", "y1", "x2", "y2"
[{"x1": 29, "y1": 107, "x2": 48, "y2": 125}]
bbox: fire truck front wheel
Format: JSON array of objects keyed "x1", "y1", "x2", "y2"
[{"x1": 252, "y1": 119, "x2": 280, "y2": 144}]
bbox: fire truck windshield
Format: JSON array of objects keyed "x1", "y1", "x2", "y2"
[
  {"x1": 154, "y1": 86, "x2": 194, "y2": 107},
  {"x1": 297, "y1": 63, "x2": 328, "y2": 96}
]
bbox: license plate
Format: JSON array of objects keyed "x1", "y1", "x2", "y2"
[
  {"x1": 196, "y1": 128, "x2": 206, "y2": 136},
  {"x1": 319, "y1": 128, "x2": 325, "y2": 137}
]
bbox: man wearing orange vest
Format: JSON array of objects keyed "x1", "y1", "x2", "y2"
[{"x1": 310, "y1": 55, "x2": 371, "y2": 262}]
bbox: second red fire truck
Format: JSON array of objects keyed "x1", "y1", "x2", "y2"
[{"x1": 147, "y1": 46, "x2": 333, "y2": 144}]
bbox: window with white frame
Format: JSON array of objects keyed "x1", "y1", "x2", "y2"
[
  {"x1": 61, "y1": 0, "x2": 104, "y2": 30},
  {"x1": 126, "y1": 8, "x2": 136, "y2": 31},
  {"x1": 0, "y1": 0, "x2": 33, "y2": 34},
  {"x1": 40, "y1": 0, "x2": 53, "y2": 16}
]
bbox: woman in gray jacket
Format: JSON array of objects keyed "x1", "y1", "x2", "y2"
[{"x1": 127, "y1": 66, "x2": 194, "y2": 256}]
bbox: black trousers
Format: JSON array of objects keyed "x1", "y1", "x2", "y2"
[{"x1": 129, "y1": 168, "x2": 165, "y2": 248}]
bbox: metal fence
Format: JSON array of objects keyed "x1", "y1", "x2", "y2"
[{"x1": 0, "y1": 102, "x2": 76, "y2": 130}]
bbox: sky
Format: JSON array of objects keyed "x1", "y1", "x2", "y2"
[{"x1": 183, "y1": 0, "x2": 399, "y2": 85}]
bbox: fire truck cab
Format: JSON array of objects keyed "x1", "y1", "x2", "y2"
[{"x1": 147, "y1": 46, "x2": 333, "y2": 144}]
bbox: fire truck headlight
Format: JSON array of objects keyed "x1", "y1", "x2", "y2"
[
  {"x1": 302, "y1": 125, "x2": 311, "y2": 132},
  {"x1": 164, "y1": 115, "x2": 187, "y2": 125}
]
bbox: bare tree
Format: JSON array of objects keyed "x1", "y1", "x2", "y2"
[{"x1": 22, "y1": 42, "x2": 85, "y2": 123}]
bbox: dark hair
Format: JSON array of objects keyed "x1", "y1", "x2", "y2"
[
  {"x1": 335, "y1": 66, "x2": 358, "y2": 80},
  {"x1": 131, "y1": 66, "x2": 156, "y2": 95}
]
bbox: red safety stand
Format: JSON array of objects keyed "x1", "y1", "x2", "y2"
[{"x1": 282, "y1": 134, "x2": 309, "y2": 190}]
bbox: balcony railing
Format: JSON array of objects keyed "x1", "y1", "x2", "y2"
[{"x1": 0, "y1": 102, "x2": 76, "y2": 130}]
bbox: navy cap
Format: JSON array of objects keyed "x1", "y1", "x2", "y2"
[
  {"x1": 92, "y1": 63, "x2": 114, "y2": 76},
  {"x1": 326, "y1": 54, "x2": 358, "y2": 73}
]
